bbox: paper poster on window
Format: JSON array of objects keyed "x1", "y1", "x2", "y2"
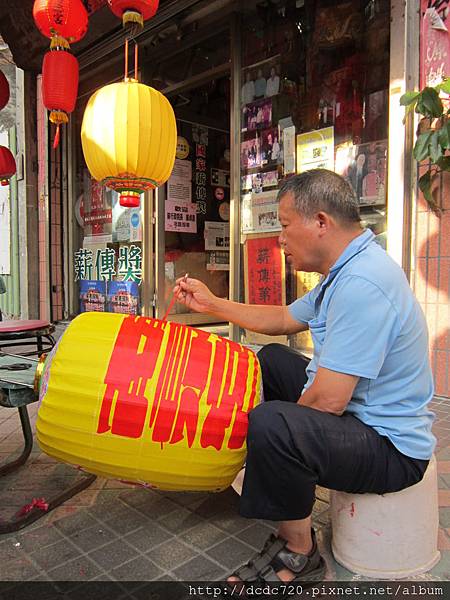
[
  {"x1": 420, "y1": 1, "x2": 450, "y2": 87},
  {"x1": 165, "y1": 200, "x2": 197, "y2": 232},
  {"x1": 261, "y1": 128, "x2": 282, "y2": 167},
  {"x1": 296, "y1": 126, "x2": 334, "y2": 173},
  {"x1": 335, "y1": 139, "x2": 387, "y2": 206},
  {"x1": 242, "y1": 191, "x2": 280, "y2": 234},
  {"x1": 204, "y1": 221, "x2": 230, "y2": 251},
  {"x1": 283, "y1": 125, "x2": 296, "y2": 174},
  {"x1": 244, "y1": 235, "x2": 285, "y2": 306},
  {"x1": 111, "y1": 192, "x2": 142, "y2": 243},
  {"x1": 171, "y1": 158, "x2": 192, "y2": 180},
  {"x1": 241, "y1": 137, "x2": 261, "y2": 169},
  {"x1": 206, "y1": 250, "x2": 230, "y2": 271},
  {"x1": 83, "y1": 178, "x2": 112, "y2": 237},
  {"x1": 167, "y1": 175, "x2": 192, "y2": 204},
  {"x1": 211, "y1": 168, "x2": 230, "y2": 188},
  {"x1": 107, "y1": 280, "x2": 139, "y2": 315},
  {"x1": 79, "y1": 280, "x2": 106, "y2": 313},
  {"x1": 295, "y1": 271, "x2": 321, "y2": 352}
]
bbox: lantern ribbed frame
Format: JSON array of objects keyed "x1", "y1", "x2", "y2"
[{"x1": 42, "y1": 50, "x2": 79, "y2": 118}]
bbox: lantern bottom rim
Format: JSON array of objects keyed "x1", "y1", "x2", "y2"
[{"x1": 102, "y1": 176, "x2": 158, "y2": 194}]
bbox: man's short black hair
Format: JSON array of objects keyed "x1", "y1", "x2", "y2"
[{"x1": 278, "y1": 169, "x2": 361, "y2": 225}]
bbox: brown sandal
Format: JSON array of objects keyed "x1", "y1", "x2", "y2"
[{"x1": 225, "y1": 529, "x2": 325, "y2": 594}]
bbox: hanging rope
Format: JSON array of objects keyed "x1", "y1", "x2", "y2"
[
  {"x1": 135, "y1": 42, "x2": 138, "y2": 80},
  {"x1": 124, "y1": 37, "x2": 129, "y2": 80}
]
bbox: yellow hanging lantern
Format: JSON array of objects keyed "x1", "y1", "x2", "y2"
[
  {"x1": 36, "y1": 313, "x2": 261, "y2": 491},
  {"x1": 81, "y1": 42, "x2": 177, "y2": 208}
]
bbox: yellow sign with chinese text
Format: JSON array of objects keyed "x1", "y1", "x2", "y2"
[{"x1": 296, "y1": 126, "x2": 334, "y2": 173}]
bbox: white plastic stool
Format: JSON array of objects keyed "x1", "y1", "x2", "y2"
[{"x1": 330, "y1": 454, "x2": 440, "y2": 579}]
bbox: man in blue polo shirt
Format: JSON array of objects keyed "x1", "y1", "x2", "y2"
[{"x1": 174, "y1": 169, "x2": 435, "y2": 586}]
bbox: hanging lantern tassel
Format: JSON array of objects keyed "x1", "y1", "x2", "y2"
[
  {"x1": 122, "y1": 10, "x2": 144, "y2": 30},
  {"x1": 50, "y1": 35, "x2": 70, "y2": 50},
  {"x1": 108, "y1": 1, "x2": 159, "y2": 37},
  {"x1": 50, "y1": 110, "x2": 69, "y2": 148}
]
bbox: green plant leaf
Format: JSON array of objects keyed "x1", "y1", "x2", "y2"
[
  {"x1": 438, "y1": 122, "x2": 450, "y2": 150},
  {"x1": 429, "y1": 130, "x2": 443, "y2": 162},
  {"x1": 402, "y1": 102, "x2": 417, "y2": 124},
  {"x1": 414, "y1": 131, "x2": 433, "y2": 161},
  {"x1": 437, "y1": 78, "x2": 450, "y2": 94},
  {"x1": 437, "y1": 156, "x2": 450, "y2": 171},
  {"x1": 400, "y1": 91, "x2": 420, "y2": 106},
  {"x1": 418, "y1": 171, "x2": 441, "y2": 215},
  {"x1": 417, "y1": 87, "x2": 444, "y2": 117}
]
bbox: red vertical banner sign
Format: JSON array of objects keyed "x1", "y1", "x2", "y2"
[
  {"x1": 244, "y1": 234, "x2": 285, "y2": 306},
  {"x1": 420, "y1": 0, "x2": 450, "y2": 88}
]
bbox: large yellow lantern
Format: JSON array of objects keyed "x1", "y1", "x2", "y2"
[
  {"x1": 81, "y1": 49, "x2": 177, "y2": 208},
  {"x1": 36, "y1": 313, "x2": 261, "y2": 491}
]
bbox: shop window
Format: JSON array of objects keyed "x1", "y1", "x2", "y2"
[
  {"x1": 239, "y1": 0, "x2": 390, "y2": 350},
  {"x1": 163, "y1": 120, "x2": 230, "y2": 320},
  {"x1": 73, "y1": 172, "x2": 143, "y2": 316}
]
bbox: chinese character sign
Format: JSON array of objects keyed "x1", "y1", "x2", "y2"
[
  {"x1": 194, "y1": 139, "x2": 208, "y2": 215},
  {"x1": 74, "y1": 246, "x2": 143, "y2": 285},
  {"x1": 117, "y1": 245, "x2": 142, "y2": 284},
  {"x1": 245, "y1": 236, "x2": 285, "y2": 306},
  {"x1": 165, "y1": 201, "x2": 197, "y2": 233},
  {"x1": 74, "y1": 249, "x2": 94, "y2": 281},
  {"x1": 420, "y1": 1, "x2": 450, "y2": 87},
  {"x1": 36, "y1": 312, "x2": 261, "y2": 492},
  {"x1": 96, "y1": 248, "x2": 116, "y2": 281},
  {"x1": 296, "y1": 126, "x2": 334, "y2": 173}
]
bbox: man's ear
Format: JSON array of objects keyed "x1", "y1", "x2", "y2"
[{"x1": 316, "y1": 211, "x2": 330, "y2": 235}]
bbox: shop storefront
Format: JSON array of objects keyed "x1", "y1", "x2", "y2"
[{"x1": 65, "y1": 0, "x2": 417, "y2": 350}]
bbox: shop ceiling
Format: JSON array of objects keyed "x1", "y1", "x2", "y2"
[{"x1": 0, "y1": 0, "x2": 286, "y2": 75}]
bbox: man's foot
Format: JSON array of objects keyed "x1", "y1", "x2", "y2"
[{"x1": 225, "y1": 529, "x2": 325, "y2": 592}]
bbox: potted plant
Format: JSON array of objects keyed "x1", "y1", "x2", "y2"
[{"x1": 400, "y1": 77, "x2": 450, "y2": 215}]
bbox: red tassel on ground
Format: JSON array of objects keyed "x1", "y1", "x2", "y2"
[{"x1": 16, "y1": 497, "x2": 49, "y2": 517}]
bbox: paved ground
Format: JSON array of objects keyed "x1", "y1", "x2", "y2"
[{"x1": 1, "y1": 329, "x2": 450, "y2": 590}]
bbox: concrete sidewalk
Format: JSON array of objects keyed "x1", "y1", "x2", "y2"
[{"x1": 1, "y1": 395, "x2": 450, "y2": 590}]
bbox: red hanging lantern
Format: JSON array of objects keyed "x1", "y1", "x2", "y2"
[
  {"x1": 108, "y1": 0, "x2": 159, "y2": 33},
  {"x1": 0, "y1": 70, "x2": 10, "y2": 111},
  {"x1": 0, "y1": 146, "x2": 16, "y2": 186},
  {"x1": 33, "y1": 0, "x2": 88, "y2": 49},
  {"x1": 42, "y1": 50, "x2": 79, "y2": 148}
]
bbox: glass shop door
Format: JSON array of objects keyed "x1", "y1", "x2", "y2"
[
  {"x1": 150, "y1": 42, "x2": 232, "y2": 328},
  {"x1": 154, "y1": 118, "x2": 231, "y2": 327}
]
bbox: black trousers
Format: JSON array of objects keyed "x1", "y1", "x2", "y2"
[{"x1": 239, "y1": 344, "x2": 430, "y2": 521}]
